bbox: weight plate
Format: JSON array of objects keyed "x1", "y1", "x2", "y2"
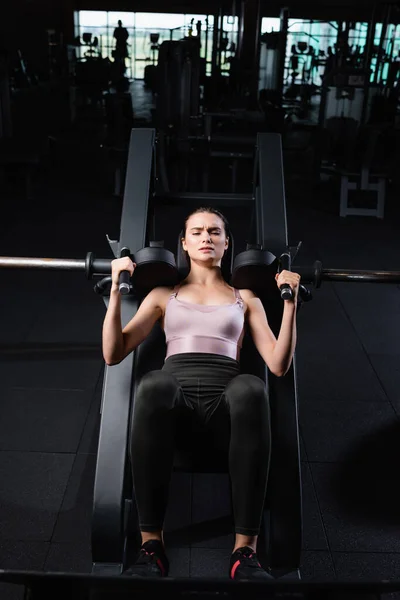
[{"x1": 231, "y1": 249, "x2": 278, "y2": 290}]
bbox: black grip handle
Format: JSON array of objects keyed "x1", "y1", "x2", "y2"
[
  {"x1": 119, "y1": 247, "x2": 132, "y2": 296},
  {"x1": 279, "y1": 252, "x2": 294, "y2": 301}
]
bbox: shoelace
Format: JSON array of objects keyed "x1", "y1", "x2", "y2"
[
  {"x1": 231, "y1": 548, "x2": 262, "y2": 579},
  {"x1": 240, "y1": 550, "x2": 262, "y2": 568},
  {"x1": 137, "y1": 548, "x2": 166, "y2": 576}
]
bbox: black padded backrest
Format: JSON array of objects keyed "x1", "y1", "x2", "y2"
[{"x1": 176, "y1": 229, "x2": 234, "y2": 282}]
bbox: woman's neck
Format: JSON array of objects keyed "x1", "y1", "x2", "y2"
[{"x1": 185, "y1": 265, "x2": 226, "y2": 287}]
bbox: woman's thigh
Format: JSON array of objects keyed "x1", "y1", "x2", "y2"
[{"x1": 174, "y1": 399, "x2": 231, "y2": 469}]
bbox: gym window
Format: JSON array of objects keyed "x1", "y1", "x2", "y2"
[{"x1": 74, "y1": 11, "x2": 215, "y2": 80}]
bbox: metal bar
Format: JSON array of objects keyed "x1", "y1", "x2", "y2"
[
  {"x1": 211, "y1": 8, "x2": 220, "y2": 78},
  {"x1": 210, "y1": 135, "x2": 255, "y2": 145},
  {"x1": 360, "y1": 4, "x2": 377, "y2": 126},
  {"x1": 374, "y1": 3, "x2": 390, "y2": 84},
  {"x1": 251, "y1": 144, "x2": 260, "y2": 245},
  {"x1": 204, "y1": 110, "x2": 249, "y2": 118},
  {"x1": 236, "y1": 1, "x2": 245, "y2": 61},
  {"x1": 257, "y1": 133, "x2": 288, "y2": 254},
  {"x1": 257, "y1": 132, "x2": 302, "y2": 571},
  {"x1": 204, "y1": 15, "x2": 209, "y2": 66},
  {"x1": 3, "y1": 570, "x2": 400, "y2": 594},
  {"x1": 293, "y1": 265, "x2": 400, "y2": 285},
  {"x1": 277, "y1": 7, "x2": 289, "y2": 100},
  {"x1": 92, "y1": 128, "x2": 156, "y2": 571},
  {"x1": 0, "y1": 256, "x2": 111, "y2": 276},
  {"x1": 210, "y1": 151, "x2": 253, "y2": 158},
  {"x1": 2, "y1": 257, "x2": 398, "y2": 285},
  {"x1": 91, "y1": 317, "x2": 138, "y2": 570},
  {"x1": 255, "y1": 185, "x2": 262, "y2": 246},
  {"x1": 237, "y1": 0, "x2": 262, "y2": 106},
  {"x1": 322, "y1": 269, "x2": 400, "y2": 283},
  {"x1": 218, "y1": 6, "x2": 224, "y2": 71},
  {"x1": 186, "y1": 134, "x2": 256, "y2": 145},
  {"x1": 268, "y1": 360, "x2": 302, "y2": 571},
  {"x1": 120, "y1": 129, "x2": 155, "y2": 253},
  {"x1": 0, "y1": 257, "x2": 86, "y2": 270}
]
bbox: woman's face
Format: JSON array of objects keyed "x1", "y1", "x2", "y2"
[{"x1": 182, "y1": 212, "x2": 229, "y2": 265}]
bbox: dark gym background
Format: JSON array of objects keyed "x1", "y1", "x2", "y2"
[{"x1": 0, "y1": 1, "x2": 400, "y2": 599}]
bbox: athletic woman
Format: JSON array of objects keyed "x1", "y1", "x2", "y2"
[{"x1": 102, "y1": 207, "x2": 300, "y2": 580}]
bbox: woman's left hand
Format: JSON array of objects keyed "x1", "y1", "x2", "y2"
[{"x1": 275, "y1": 270, "x2": 301, "y2": 300}]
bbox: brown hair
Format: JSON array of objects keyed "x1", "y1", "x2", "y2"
[{"x1": 182, "y1": 206, "x2": 230, "y2": 239}]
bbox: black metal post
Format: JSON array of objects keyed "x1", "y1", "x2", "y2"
[
  {"x1": 373, "y1": 3, "x2": 391, "y2": 84},
  {"x1": 211, "y1": 8, "x2": 222, "y2": 79},
  {"x1": 204, "y1": 15, "x2": 209, "y2": 68},
  {"x1": 236, "y1": 0, "x2": 245, "y2": 63},
  {"x1": 91, "y1": 129, "x2": 155, "y2": 573},
  {"x1": 257, "y1": 133, "x2": 288, "y2": 253},
  {"x1": 218, "y1": 6, "x2": 225, "y2": 73},
  {"x1": 360, "y1": 3, "x2": 378, "y2": 126},
  {"x1": 236, "y1": 0, "x2": 262, "y2": 106},
  {"x1": 120, "y1": 129, "x2": 155, "y2": 251},
  {"x1": 277, "y1": 7, "x2": 290, "y2": 102},
  {"x1": 256, "y1": 132, "x2": 302, "y2": 574}
]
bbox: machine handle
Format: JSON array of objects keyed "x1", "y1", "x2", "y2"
[
  {"x1": 119, "y1": 247, "x2": 132, "y2": 295},
  {"x1": 278, "y1": 252, "x2": 294, "y2": 301}
]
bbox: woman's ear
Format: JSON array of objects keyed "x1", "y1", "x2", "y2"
[{"x1": 181, "y1": 238, "x2": 187, "y2": 252}]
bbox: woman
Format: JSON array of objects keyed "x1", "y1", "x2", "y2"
[{"x1": 102, "y1": 207, "x2": 300, "y2": 581}]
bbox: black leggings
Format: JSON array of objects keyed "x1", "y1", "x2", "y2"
[{"x1": 130, "y1": 353, "x2": 271, "y2": 536}]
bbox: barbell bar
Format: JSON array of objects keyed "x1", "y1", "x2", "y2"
[
  {"x1": 0, "y1": 254, "x2": 110, "y2": 278},
  {"x1": 0, "y1": 255, "x2": 400, "y2": 287},
  {"x1": 295, "y1": 263, "x2": 400, "y2": 287}
]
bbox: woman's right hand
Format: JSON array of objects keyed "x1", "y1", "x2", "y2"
[{"x1": 111, "y1": 256, "x2": 137, "y2": 289}]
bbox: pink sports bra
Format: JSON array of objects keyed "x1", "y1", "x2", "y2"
[{"x1": 164, "y1": 285, "x2": 245, "y2": 361}]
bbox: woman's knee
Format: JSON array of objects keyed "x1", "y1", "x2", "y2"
[
  {"x1": 135, "y1": 370, "x2": 181, "y2": 412},
  {"x1": 224, "y1": 374, "x2": 269, "y2": 412}
]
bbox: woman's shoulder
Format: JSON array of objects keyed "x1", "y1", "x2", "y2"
[
  {"x1": 236, "y1": 288, "x2": 256, "y2": 302},
  {"x1": 236, "y1": 289, "x2": 260, "y2": 316},
  {"x1": 146, "y1": 285, "x2": 178, "y2": 309}
]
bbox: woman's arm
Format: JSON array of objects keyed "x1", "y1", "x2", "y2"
[
  {"x1": 272, "y1": 301, "x2": 297, "y2": 377},
  {"x1": 102, "y1": 286, "x2": 125, "y2": 365},
  {"x1": 102, "y1": 286, "x2": 164, "y2": 366},
  {"x1": 241, "y1": 289, "x2": 297, "y2": 377}
]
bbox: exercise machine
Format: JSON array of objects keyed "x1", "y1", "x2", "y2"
[{"x1": 91, "y1": 130, "x2": 304, "y2": 583}]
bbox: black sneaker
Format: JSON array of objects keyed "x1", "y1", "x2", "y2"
[
  {"x1": 124, "y1": 539, "x2": 169, "y2": 578},
  {"x1": 229, "y1": 546, "x2": 273, "y2": 580}
]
